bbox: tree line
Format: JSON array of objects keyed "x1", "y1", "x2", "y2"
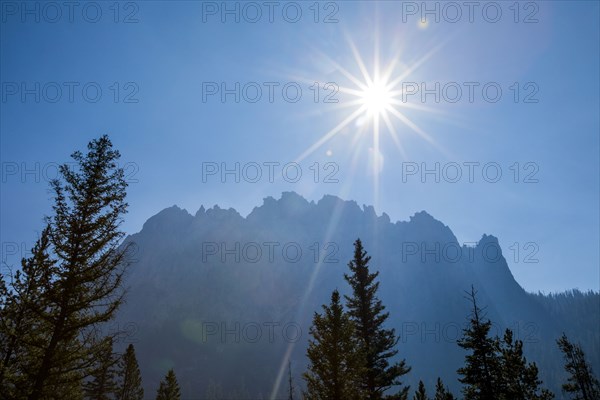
[
  {"x1": 0, "y1": 136, "x2": 598, "y2": 399},
  {"x1": 302, "y1": 238, "x2": 600, "y2": 400}
]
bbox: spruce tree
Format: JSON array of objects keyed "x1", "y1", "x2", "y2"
[
  {"x1": 458, "y1": 287, "x2": 555, "y2": 400},
  {"x1": 457, "y1": 286, "x2": 502, "y2": 400},
  {"x1": 434, "y1": 377, "x2": 454, "y2": 400},
  {"x1": 413, "y1": 380, "x2": 428, "y2": 400},
  {"x1": 156, "y1": 369, "x2": 181, "y2": 400},
  {"x1": 557, "y1": 333, "x2": 600, "y2": 400},
  {"x1": 0, "y1": 136, "x2": 131, "y2": 400},
  {"x1": 303, "y1": 289, "x2": 365, "y2": 400},
  {"x1": 344, "y1": 239, "x2": 410, "y2": 399},
  {"x1": 288, "y1": 361, "x2": 295, "y2": 400},
  {"x1": 116, "y1": 344, "x2": 144, "y2": 400},
  {"x1": 30, "y1": 135, "x2": 130, "y2": 400},
  {"x1": 0, "y1": 227, "x2": 57, "y2": 399},
  {"x1": 499, "y1": 329, "x2": 554, "y2": 400},
  {"x1": 84, "y1": 337, "x2": 118, "y2": 400}
]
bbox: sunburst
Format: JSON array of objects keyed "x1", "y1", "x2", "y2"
[
  {"x1": 293, "y1": 35, "x2": 444, "y2": 208},
  {"x1": 296, "y1": 37, "x2": 443, "y2": 161}
]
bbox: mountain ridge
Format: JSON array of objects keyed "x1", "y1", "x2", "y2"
[{"x1": 116, "y1": 191, "x2": 598, "y2": 399}]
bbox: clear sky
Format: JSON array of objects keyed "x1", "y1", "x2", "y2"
[{"x1": 1, "y1": 1, "x2": 598, "y2": 293}]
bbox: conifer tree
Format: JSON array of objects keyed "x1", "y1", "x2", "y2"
[
  {"x1": 303, "y1": 289, "x2": 365, "y2": 400},
  {"x1": 344, "y1": 238, "x2": 410, "y2": 399},
  {"x1": 458, "y1": 287, "x2": 555, "y2": 400},
  {"x1": 0, "y1": 227, "x2": 56, "y2": 399},
  {"x1": 288, "y1": 360, "x2": 295, "y2": 400},
  {"x1": 434, "y1": 377, "x2": 455, "y2": 400},
  {"x1": 156, "y1": 369, "x2": 181, "y2": 400},
  {"x1": 116, "y1": 344, "x2": 144, "y2": 400},
  {"x1": 499, "y1": 329, "x2": 554, "y2": 400},
  {"x1": 557, "y1": 333, "x2": 600, "y2": 400},
  {"x1": 413, "y1": 380, "x2": 428, "y2": 400},
  {"x1": 0, "y1": 136, "x2": 131, "y2": 400},
  {"x1": 457, "y1": 286, "x2": 502, "y2": 400},
  {"x1": 28, "y1": 135, "x2": 130, "y2": 400},
  {"x1": 84, "y1": 337, "x2": 118, "y2": 400}
]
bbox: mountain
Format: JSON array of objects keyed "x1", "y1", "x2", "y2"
[{"x1": 114, "y1": 192, "x2": 599, "y2": 399}]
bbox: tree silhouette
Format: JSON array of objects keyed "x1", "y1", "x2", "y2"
[
  {"x1": 84, "y1": 337, "x2": 118, "y2": 400},
  {"x1": 458, "y1": 286, "x2": 554, "y2": 400},
  {"x1": 499, "y1": 329, "x2": 554, "y2": 399},
  {"x1": 413, "y1": 380, "x2": 428, "y2": 400},
  {"x1": 434, "y1": 377, "x2": 455, "y2": 400},
  {"x1": 557, "y1": 333, "x2": 600, "y2": 400},
  {"x1": 0, "y1": 227, "x2": 56, "y2": 399},
  {"x1": 0, "y1": 136, "x2": 130, "y2": 400},
  {"x1": 303, "y1": 289, "x2": 365, "y2": 399},
  {"x1": 288, "y1": 360, "x2": 295, "y2": 400},
  {"x1": 156, "y1": 369, "x2": 181, "y2": 400},
  {"x1": 116, "y1": 344, "x2": 144, "y2": 400},
  {"x1": 457, "y1": 286, "x2": 503, "y2": 399},
  {"x1": 344, "y1": 238, "x2": 411, "y2": 399}
]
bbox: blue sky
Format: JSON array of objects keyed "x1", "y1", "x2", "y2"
[{"x1": 1, "y1": 1, "x2": 598, "y2": 292}]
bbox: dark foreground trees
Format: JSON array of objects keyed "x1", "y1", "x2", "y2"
[
  {"x1": 0, "y1": 136, "x2": 132, "y2": 399},
  {"x1": 458, "y1": 287, "x2": 554, "y2": 400},
  {"x1": 413, "y1": 380, "x2": 427, "y2": 400},
  {"x1": 304, "y1": 239, "x2": 410, "y2": 400},
  {"x1": 557, "y1": 333, "x2": 600, "y2": 400},
  {"x1": 84, "y1": 337, "x2": 118, "y2": 400},
  {"x1": 344, "y1": 239, "x2": 411, "y2": 399},
  {"x1": 156, "y1": 369, "x2": 181, "y2": 400},
  {"x1": 303, "y1": 290, "x2": 364, "y2": 399},
  {"x1": 434, "y1": 377, "x2": 455, "y2": 400},
  {"x1": 116, "y1": 344, "x2": 144, "y2": 400}
]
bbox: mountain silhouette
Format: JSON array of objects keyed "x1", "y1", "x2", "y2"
[{"x1": 115, "y1": 192, "x2": 599, "y2": 399}]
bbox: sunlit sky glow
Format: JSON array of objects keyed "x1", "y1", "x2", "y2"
[{"x1": 1, "y1": 2, "x2": 598, "y2": 295}]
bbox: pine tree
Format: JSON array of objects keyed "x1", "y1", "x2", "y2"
[
  {"x1": 0, "y1": 227, "x2": 57, "y2": 399},
  {"x1": 303, "y1": 289, "x2": 365, "y2": 400},
  {"x1": 30, "y1": 135, "x2": 130, "y2": 400},
  {"x1": 434, "y1": 377, "x2": 454, "y2": 400},
  {"x1": 557, "y1": 333, "x2": 600, "y2": 400},
  {"x1": 0, "y1": 136, "x2": 131, "y2": 400},
  {"x1": 288, "y1": 360, "x2": 295, "y2": 400},
  {"x1": 458, "y1": 287, "x2": 555, "y2": 400},
  {"x1": 156, "y1": 369, "x2": 181, "y2": 400},
  {"x1": 413, "y1": 380, "x2": 428, "y2": 400},
  {"x1": 344, "y1": 238, "x2": 411, "y2": 400},
  {"x1": 457, "y1": 286, "x2": 502, "y2": 400},
  {"x1": 84, "y1": 337, "x2": 118, "y2": 400},
  {"x1": 499, "y1": 329, "x2": 554, "y2": 400},
  {"x1": 116, "y1": 344, "x2": 144, "y2": 400}
]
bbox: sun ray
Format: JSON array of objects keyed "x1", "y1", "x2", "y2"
[
  {"x1": 372, "y1": 115, "x2": 381, "y2": 209},
  {"x1": 295, "y1": 105, "x2": 367, "y2": 163},
  {"x1": 293, "y1": 29, "x2": 451, "y2": 188},
  {"x1": 316, "y1": 52, "x2": 370, "y2": 92},
  {"x1": 348, "y1": 38, "x2": 374, "y2": 87},
  {"x1": 387, "y1": 41, "x2": 446, "y2": 89},
  {"x1": 386, "y1": 106, "x2": 436, "y2": 144},
  {"x1": 381, "y1": 110, "x2": 407, "y2": 159}
]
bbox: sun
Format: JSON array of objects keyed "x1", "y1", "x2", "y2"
[
  {"x1": 361, "y1": 78, "x2": 393, "y2": 118},
  {"x1": 294, "y1": 38, "x2": 441, "y2": 166}
]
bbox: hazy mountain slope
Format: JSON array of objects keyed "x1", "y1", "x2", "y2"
[{"x1": 114, "y1": 192, "x2": 599, "y2": 399}]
